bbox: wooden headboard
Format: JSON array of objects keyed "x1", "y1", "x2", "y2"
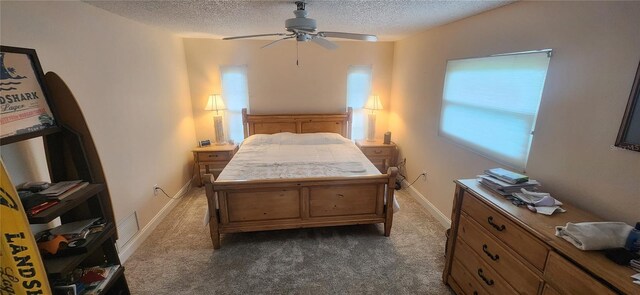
[{"x1": 242, "y1": 108, "x2": 352, "y2": 139}]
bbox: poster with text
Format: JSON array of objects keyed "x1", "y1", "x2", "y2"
[{"x1": 0, "y1": 50, "x2": 55, "y2": 139}]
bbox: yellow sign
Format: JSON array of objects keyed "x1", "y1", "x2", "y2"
[{"x1": 0, "y1": 159, "x2": 51, "y2": 295}]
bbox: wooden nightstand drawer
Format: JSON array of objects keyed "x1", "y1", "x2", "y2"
[
  {"x1": 360, "y1": 146, "x2": 392, "y2": 157},
  {"x1": 544, "y1": 252, "x2": 615, "y2": 295},
  {"x1": 193, "y1": 144, "x2": 238, "y2": 186},
  {"x1": 355, "y1": 140, "x2": 397, "y2": 174},
  {"x1": 458, "y1": 214, "x2": 542, "y2": 295},
  {"x1": 198, "y1": 151, "x2": 231, "y2": 162},
  {"x1": 462, "y1": 192, "x2": 548, "y2": 271}
]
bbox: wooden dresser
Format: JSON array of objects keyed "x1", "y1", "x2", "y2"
[{"x1": 444, "y1": 179, "x2": 638, "y2": 295}]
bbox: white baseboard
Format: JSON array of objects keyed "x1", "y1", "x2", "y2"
[
  {"x1": 118, "y1": 178, "x2": 193, "y2": 263},
  {"x1": 402, "y1": 180, "x2": 451, "y2": 229}
]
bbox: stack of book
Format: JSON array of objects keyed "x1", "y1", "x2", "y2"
[
  {"x1": 478, "y1": 168, "x2": 540, "y2": 196},
  {"x1": 81, "y1": 265, "x2": 120, "y2": 295},
  {"x1": 39, "y1": 180, "x2": 89, "y2": 200},
  {"x1": 53, "y1": 264, "x2": 120, "y2": 295},
  {"x1": 26, "y1": 180, "x2": 88, "y2": 216}
]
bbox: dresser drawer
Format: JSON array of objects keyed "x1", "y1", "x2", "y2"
[
  {"x1": 197, "y1": 151, "x2": 232, "y2": 162},
  {"x1": 454, "y1": 238, "x2": 518, "y2": 295},
  {"x1": 458, "y1": 214, "x2": 542, "y2": 295},
  {"x1": 541, "y1": 284, "x2": 561, "y2": 295},
  {"x1": 450, "y1": 258, "x2": 490, "y2": 295},
  {"x1": 462, "y1": 192, "x2": 548, "y2": 270},
  {"x1": 359, "y1": 146, "x2": 392, "y2": 157},
  {"x1": 544, "y1": 252, "x2": 616, "y2": 295}
]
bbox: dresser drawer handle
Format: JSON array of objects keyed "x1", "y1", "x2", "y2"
[
  {"x1": 487, "y1": 216, "x2": 506, "y2": 231},
  {"x1": 374, "y1": 149, "x2": 382, "y2": 154},
  {"x1": 477, "y1": 268, "x2": 494, "y2": 286},
  {"x1": 208, "y1": 154, "x2": 219, "y2": 158},
  {"x1": 482, "y1": 244, "x2": 500, "y2": 261}
]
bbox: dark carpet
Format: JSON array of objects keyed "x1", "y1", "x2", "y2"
[{"x1": 124, "y1": 188, "x2": 452, "y2": 294}]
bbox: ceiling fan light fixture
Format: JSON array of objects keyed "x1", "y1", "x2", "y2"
[{"x1": 285, "y1": 17, "x2": 317, "y2": 32}]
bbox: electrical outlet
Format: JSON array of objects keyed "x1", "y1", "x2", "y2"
[{"x1": 153, "y1": 184, "x2": 159, "y2": 196}]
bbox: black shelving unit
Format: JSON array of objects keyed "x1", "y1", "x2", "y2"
[{"x1": 23, "y1": 71, "x2": 130, "y2": 294}]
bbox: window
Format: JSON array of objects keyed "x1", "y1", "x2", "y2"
[
  {"x1": 220, "y1": 65, "x2": 249, "y2": 144},
  {"x1": 346, "y1": 65, "x2": 373, "y2": 140},
  {"x1": 439, "y1": 50, "x2": 551, "y2": 170}
]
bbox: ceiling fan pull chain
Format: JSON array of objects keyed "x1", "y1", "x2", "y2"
[{"x1": 296, "y1": 41, "x2": 299, "y2": 66}]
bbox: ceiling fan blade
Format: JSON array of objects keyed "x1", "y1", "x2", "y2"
[
  {"x1": 311, "y1": 37, "x2": 339, "y2": 50},
  {"x1": 317, "y1": 31, "x2": 378, "y2": 42},
  {"x1": 223, "y1": 33, "x2": 287, "y2": 40},
  {"x1": 261, "y1": 36, "x2": 296, "y2": 49}
]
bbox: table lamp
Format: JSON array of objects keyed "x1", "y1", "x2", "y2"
[
  {"x1": 364, "y1": 95, "x2": 383, "y2": 141},
  {"x1": 205, "y1": 94, "x2": 227, "y2": 145}
]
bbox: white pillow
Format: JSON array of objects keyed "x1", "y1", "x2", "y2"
[
  {"x1": 278, "y1": 132, "x2": 350, "y2": 145},
  {"x1": 243, "y1": 132, "x2": 349, "y2": 145},
  {"x1": 242, "y1": 134, "x2": 279, "y2": 145}
]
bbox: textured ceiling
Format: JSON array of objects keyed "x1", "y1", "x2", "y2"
[{"x1": 85, "y1": 0, "x2": 513, "y2": 41}]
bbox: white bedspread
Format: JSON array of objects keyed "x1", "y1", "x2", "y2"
[
  {"x1": 218, "y1": 133, "x2": 381, "y2": 180},
  {"x1": 216, "y1": 132, "x2": 400, "y2": 211}
]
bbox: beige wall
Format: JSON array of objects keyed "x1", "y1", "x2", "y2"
[
  {"x1": 183, "y1": 39, "x2": 394, "y2": 142},
  {"x1": 0, "y1": 2, "x2": 196, "y2": 231},
  {"x1": 390, "y1": 1, "x2": 640, "y2": 225}
]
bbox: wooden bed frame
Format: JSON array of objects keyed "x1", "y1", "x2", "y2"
[{"x1": 203, "y1": 108, "x2": 398, "y2": 249}]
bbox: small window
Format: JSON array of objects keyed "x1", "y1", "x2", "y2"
[
  {"x1": 220, "y1": 65, "x2": 249, "y2": 143},
  {"x1": 346, "y1": 65, "x2": 373, "y2": 140},
  {"x1": 439, "y1": 50, "x2": 552, "y2": 170}
]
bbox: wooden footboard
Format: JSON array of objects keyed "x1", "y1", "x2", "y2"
[{"x1": 203, "y1": 168, "x2": 398, "y2": 249}]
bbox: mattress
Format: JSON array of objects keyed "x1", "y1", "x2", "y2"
[{"x1": 217, "y1": 132, "x2": 381, "y2": 181}]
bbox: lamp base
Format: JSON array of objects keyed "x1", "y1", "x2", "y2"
[
  {"x1": 213, "y1": 115, "x2": 226, "y2": 145},
  {"x1": 366, "y1": 112, "x2": 376, "y2": 141}
]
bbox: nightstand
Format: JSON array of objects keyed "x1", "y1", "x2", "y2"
[
  {"x1": 192, "y1": 143, "x2": 238, "y2": 186},
  {"x1": 356, "y1": 140, "x2": 398, "y2": 173}
]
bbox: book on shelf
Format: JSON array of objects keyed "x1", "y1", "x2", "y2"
[
  {"x1": 81, "y1": 265, "x2": 120, "y2": 295},
  {"x1": 50, "y1": 182, "x2": 89, "y2": 200},
  {"x1": 28, "y1": 200, "x2": 59, "y2": 216},
  {"x1": 38, "y1": 180, "x2": 85, "y2": 197},
  {"x1": 49, "y1": 218, "x2": 101, "y2": 239},
  {"x1": 485, "y1": 168, "x2": 529, "y2": 184}
]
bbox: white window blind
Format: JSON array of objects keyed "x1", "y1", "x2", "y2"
[
  {"x1": 439, "y1": 50, "x2": 551, "y2": 170},
  {"x1": 346, "y1": 65, "x2": 372, "y2": 140},
  {"x1": 220, "y1": 65, "x2": 249, "y2": 144}
]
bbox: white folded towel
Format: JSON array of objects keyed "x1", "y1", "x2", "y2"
[{"x1": 555, "y1": 222, "x2": 633, "y2": 250}]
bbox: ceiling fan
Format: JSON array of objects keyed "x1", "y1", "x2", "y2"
[{"x1": 222, "y1": 1, "x2": 378, "y2": 50}]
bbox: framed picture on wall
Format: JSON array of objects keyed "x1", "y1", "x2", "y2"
[
  {"x1": 615, "y1": 61, "x2": 640, "y2": 152},
  {"x1": 0, "y1": 45, "x2": 57, "y2": 145}
]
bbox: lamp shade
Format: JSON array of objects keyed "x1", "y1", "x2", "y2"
[
  {"x1": 205, "y1": 94, "x2": 226, "y2": 112},
  {"x1": 364, "y1": 95, "x2": 383, "y2": 111}
]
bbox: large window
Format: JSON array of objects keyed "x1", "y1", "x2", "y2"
[
  {"x1": 439, "y1": 50, "x2": 552, "y2": 170},
  {"x1": 346, "y1": 65, "x2": 373, "y2": 140},
  {"x1": 220, "y1": 65, "x2": 249, "y2": 144}
]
